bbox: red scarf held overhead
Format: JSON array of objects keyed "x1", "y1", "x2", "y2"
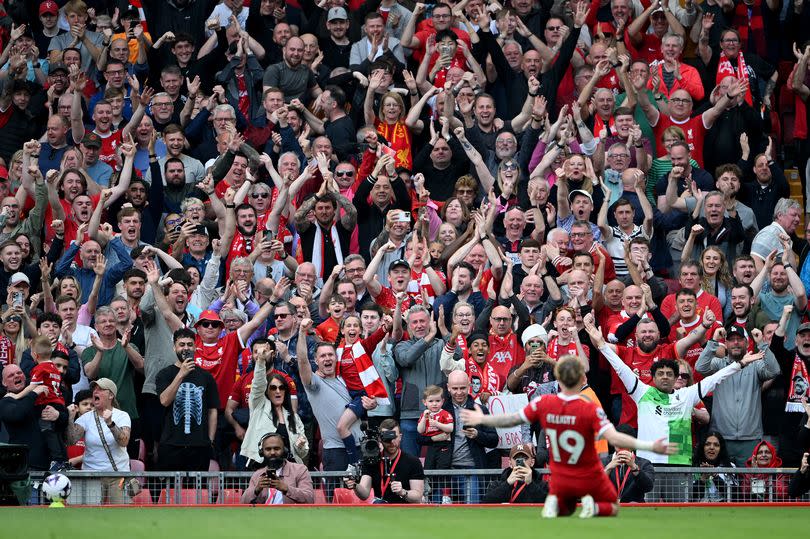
[
  {"x1": 716, "y1": 51, "x2": 753, "y2": 106},
  {"x1": 733, "y1": 0, "x2": 766, "y2": 58},
  {"x1": 787, "y1": 65, "x2": 808, "y2": 140}
]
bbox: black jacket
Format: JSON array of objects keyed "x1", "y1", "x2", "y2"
[
  {"x1": 607, "y1": 456, "x2": 655, "y2": 503},
  {"x1": 0, "y1": 392, "x2": 67, "y2": 470},
  {"x1": 484, "y1": 467, "x2": 548, "y2": 503},
  {"x1": 417, "y1": 395, "x2": 498, "y2": 469}
]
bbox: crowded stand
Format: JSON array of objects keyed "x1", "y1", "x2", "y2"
[{"x1": 1, "y1": 0, "x2": 810, "y2": 506}]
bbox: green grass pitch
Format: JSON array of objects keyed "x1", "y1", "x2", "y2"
[{"x1": 1, "y1": 506, "x2": 807, "y2": 538}]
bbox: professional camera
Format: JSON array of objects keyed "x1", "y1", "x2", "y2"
[{"x1": 358, "y1": 425, "x2": 397, "y2": 467}]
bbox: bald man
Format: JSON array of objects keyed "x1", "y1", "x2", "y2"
[
  {"x1": 0, "y1": 365, "x2": 63, "y2": 473},
  {"x1": 428, "y1": 370, "x2": 498, "y2": 503},
  {"x1": 263, "y1": 36, "x2": 323, "y2": 102}
]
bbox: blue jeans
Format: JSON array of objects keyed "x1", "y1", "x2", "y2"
[
  {"x1": 450, "y1": 467, "x2": 480, "y2": 504},
  {"x1": 399, "y1": 419, "x2": 419, "y2": 458}
]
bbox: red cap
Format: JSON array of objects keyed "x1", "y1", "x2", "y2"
[
  {"x1": 195, "y1": 310, "x2": 222, "y2": 326},
  {"x1": 39, "y1": 0, "x2": 59, "y2": 15}
]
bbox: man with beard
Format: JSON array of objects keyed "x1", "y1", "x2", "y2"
[
  {"x1": 353, "y1": 155, "x2": 411, "y2": 257},
  {"x1": 679, "y1": 192, "x2": 745, "y2": 265},
  {"x1": 665, "y1": 288, "x2": 720, "y2": 372},
  {"x1": 155, "y1": 328, "x2": 219, "y2": 472},
  {"x1": 733, "y1": 255, "x2": 757, "y2": 286},
  {"x1": 608, "y1": 306, "x2": 714, "y2": 428},
  {"x1": 767, "y1": 306, "x2": 810, "y2": 466},
  {"x1": 726, "y1": 284, "x2": 770, "y2": 345},
  {"x1": 38, "y1": 113, "x2": 78, "y2": 175},
  {"x1": 263, "y1": 37, "x2": 322, "y2": 102},
  {"x1": 145, "y1": 125, "x2": 205, "y2": 186},
  {"x1": 241, "y1": 432, "x2": 314, "y2": 504},
  {"x1": 697, "y1": 326, "x2": 779, "y2": 466},
  {"x1": 219, "y1": 201, "x2": 258, "y2": 277},
  {"x1": 294, "y1": 183, "x2": 357, "y2": 284},
  {"x1": 434, "y1": 262, "x2": 486, "y2": 320},
  {"x1": 660, "y1": 261, "x2": 723, "y2": 323},
  {"x1": 319, "y1": 8, "x2": 352, "y2": 71},
  {"x1": 737, "y1": 136, "x2": 789, "y2": 230},
  {"x1": 753, "y1": 244, "x2": 807, "y2": 350},
  {"x1": 0, "y1": 167, "x2": 48, "y2": 255},
  {"x1": 555, "y1": 218, "x2": 616, "y2": 283}
]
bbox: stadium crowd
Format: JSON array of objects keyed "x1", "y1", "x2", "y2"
[{"x1": 0, "y1": 0, "x2": 809, "y2": 505}]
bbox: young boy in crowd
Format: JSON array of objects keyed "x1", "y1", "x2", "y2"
[{"x1": 28, "y1": 336, "x2": 70, "y2": 471}]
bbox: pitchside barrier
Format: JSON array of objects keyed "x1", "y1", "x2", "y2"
[{"x1": 30, "y1": 468, "x2": 807, "y2": 506}]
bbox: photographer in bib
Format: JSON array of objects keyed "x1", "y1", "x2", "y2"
[
  {"x1": 242, "y1": 432, "x2": 314, "y2": 505},
  {"x1": 343, "y1": 419, "x2": 424, "y2": 503}
]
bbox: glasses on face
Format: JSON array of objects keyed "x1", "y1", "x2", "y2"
[
  {"x1": 433, "y1": 13, "x2": 451, "y2": 18},
  {"x1": 670, "y1": 98, "x2": 692, "y2": 104},
  {"x1": 608, "y1": 153, "x2": 630, "y2": 159},
  {"x1": 570, "y1": 232, "x2": 591, "y2": 238},
  {"x1": 106, "y1": 69, "x2": 125, "y2": 76},
  {"x1": 335, "y1": 170, "x2": 354, "y2": 177},
  {"x1": 274, "y1": 313, "x2": 290, "y2": 320},
  {"x1": 199, "y1": 321, "x2": 223, "y2": 329},
  {"x1": 223, "y1": 319, "x2": 240, "y2": 324},
  {"x1": 251, "y1": 192, "x2": 270, "y2": 199},
  {"x1": 153, "y1": 102, "x2": 173, "y2": 107},
  {"x1": 721, "y1": 38, "x2": 739, "y2": 43},
  {"x1": 268, "y1": 384, "x2": 286, "y2": 391},
  {"x1": 455, "y1": 312, "x2": 474, "y2": 318},
  {"x1": 502, "y1": 163, "x2": 519, "y2": 171},
  {"x1": 491, "y1": 316, "x2": 511, "y2": 323},
  {"x1": 677, "y1": 373, "x2": 691, "y2": 380},
  {"x1": 546, "y1": 25, "x2": 562, "y2": 31}
]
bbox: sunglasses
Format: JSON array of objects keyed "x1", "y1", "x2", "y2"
[
  {"x1": 502, "y1": 163, "x2": 519, "y2": 171},
  {"x1": 268, "y1": 384, "x2": 286, "y2": 391},
  {"x1": 251, "y1": 192, "x2": 270, "y2": 199},
  {"x1": 335, "y1": 170, "x2": 354, "y2": 177},
  {"x1": 198, "y1": 321, "x2": 223, "y2": 328},
  {"x1": 546, "y1": 25, "x2": 563, "y2": 31},
  {"x1": 677, "y1": 373, "x2": 691, "y2": 380},
  {"x1": 274, "y1": 313, "x2": 290, "y2": 319}
]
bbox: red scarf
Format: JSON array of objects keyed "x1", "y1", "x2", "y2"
[
  {"x1": 375, "y1": 119, "x2": 412, "y2": 169},
  {"x1": 337, "y1": 341, "x2": 390, "y2": 405},
  {"x1": 466, "y1": 357, "x2": 499, "y2": 398},
  {"x1": 786, "y1": 356, "x2": 809, "y2": 413},
  {"x1": 716, "y1": 51, "x2": 753, "y2": 106},
  {"x1": 733, "y1": 0, "x2": 766, "y2": 58}
]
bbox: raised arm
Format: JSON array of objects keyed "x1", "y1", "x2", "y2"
[{"x1": 297, "y1": 318, "x2": 315, "y2": 386}]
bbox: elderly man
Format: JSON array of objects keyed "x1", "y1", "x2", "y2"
[
  {"x1": 54, "y1": 234, "x2": 133, "y2": 307},
  {"x1": 0, "y1": 365, "x2": 55, "y2": 474},
  {"x1": 752, "y1": 244, "x2": 807, "y2": 350},
  {"x1": 395, "y1": 305, "x2": 453, "y2": 457},
  {"x1": 353, "y1": 155, "x2": 411, "y2": 256},
  {"x1": 263, "y1": 36, "x2": 322, "y2": 102},
  {"x1": 751, "y1": 198, "x2": 802, "y2": 272},
  {"x1": 241, "y1": 432, "x2": 314, "y2": 504}
]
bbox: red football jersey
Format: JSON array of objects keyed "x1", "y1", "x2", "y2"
[
  {"x1": 520, "y1": 393, "x2": 611, "y2": 479},
  {"x1": 195, "y1": 331, "x2": 245, "y2": 409},
  {"x1": 30, "y1": 361, "x2": 64, "y2": 407},
  {"x1": 422, "y1": 408, "x2": 454, "y2": 437}
]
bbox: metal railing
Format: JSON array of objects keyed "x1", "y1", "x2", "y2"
[{"x1": 29, "y1": 468, "x2": 806, "y2": 506}]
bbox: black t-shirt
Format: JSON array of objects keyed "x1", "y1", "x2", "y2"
[
  {"x1": 155, "y1": 364, "x2": 219, "y2": 447},
  {"x1": 362, "y1": 450, "x2": 425, "y2": 504}
]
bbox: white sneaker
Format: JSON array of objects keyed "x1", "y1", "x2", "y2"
[
  {"x1": 541, "y1": 494, "x2": 558, "y2": 518},
  {"x1": 579, "y1": 495, "x2": 596, "y2": 518}
]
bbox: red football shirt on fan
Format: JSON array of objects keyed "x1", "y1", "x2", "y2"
[
  {"x1": 487, "y1": 333, "x2": 525, "y2": 388},
  {"x1": 422, "y1": 408, "x2": 454, "y2": 437},
  {"x1": 607, "y1": 310, "x2": 635, "y2": 347},
  {"x1": 195, "y1": 331, "x2": 245, "y2": 409},
  {"x1": 520, "y1": 393, "x2": 611, "y2": 480},
  {"x1": 30, "y1": 361, "x2": 64, "y2": 407},
  {"x1": 668, "y1": 317, "x2": 718, "y2": 381},
  {"x1": 335, "y1": 328, "x2": 386, "y2": 391},
  {"x1": 316, "y1": 317, "x2": 341, "y2": 344},
  {"x1": 613, "y1": 343, "x2": 676, "y2": 426},
  {"x1": 96, "y1": 129, "x2": 123, "y2": 169},
  {"x1": 546, "y1": 337, "x2": 589, "y2": 363},
  {"x1": 660, "y1": 289, "x2": 723, "y2": 324},
  {"x1": 652, "y1": 114, "x2": 707, "y2": 166},
  {"x1": 373, "y1": 285, "x2": 419, "y2": 315}
]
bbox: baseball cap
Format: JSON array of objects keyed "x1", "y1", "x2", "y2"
[
  {"x1": 91, "y1": 378, "x2": 118, "y2": 397},
  {"x1": 81, "y1": 132, "x2": 102, "y2": 148},
  {"x1": 10, "y1": 273, "x2": 30, "y2": 286},
  {"x1": 510, "y1": 444, "x2": 535, "y2": 459},
  {"x1": 327, "y1": 7, "x2": 348, "y2": 21},
  {"x1": 522, "y1": 324, "x2": 548, "y2": 346},
  {"x1": 39, "y1": 0, "x2": 59, "y2": 15},
  {"x1": 389, "y1": 258, "x2": 410, "y2": 272},
  {"x1": 568, "y1": 189, "x2": 593, "y2": 204},
  {"x1": 799, "y1": 323, "x2": 810, "y2": 334},
  {"x1": 195, "y1": 310, "x2": 222, "y2": 326},
  {"x1": 726, "y1": 326, "x2": 747, "y2": 340},
  {"x1": 49, "y1": 62, "x2": 68, "y2": 75}
]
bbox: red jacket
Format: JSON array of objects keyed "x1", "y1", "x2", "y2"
[{"x1": 648, "y1": 62, "x2": 705, "y2": 101}]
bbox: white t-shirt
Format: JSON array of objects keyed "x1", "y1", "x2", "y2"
[
  {"x1": 75, "y1": 409, "x2": 132, "y2": 471},
  {"x1": 69, "y1": 324, "x2": 99, "y2": 394}
]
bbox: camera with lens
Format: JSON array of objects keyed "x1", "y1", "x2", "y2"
[{"x1": 358, "y1": 425, "x2": 397, "y2": 467}]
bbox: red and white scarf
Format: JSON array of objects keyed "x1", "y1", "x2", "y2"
[
  {"x1": 338, "y1": 341, "x2": 390, "y2": 405},
  {"x1": 786, "y1": 356, "x2": 809, "y2": 413},
  {"x1": 407, "y1": 269, "x2": 445, "y2": 306},
  {"x1": 312, "y1": 223, "x2": 344, "y2": 282},
  {"x1": 716, "y1": 51, "x2": 753, "y2": 106}
]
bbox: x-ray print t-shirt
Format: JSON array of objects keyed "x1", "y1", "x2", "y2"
[{"x1": 156, "y1": 364, "x2": 220, "y2": 447}]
